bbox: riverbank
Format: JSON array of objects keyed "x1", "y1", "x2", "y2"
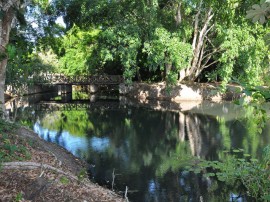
[
  {"x1": 0, "y1": 125, "x2": 124, "y2": 201},
  {"x1": 119, "y1": 82, "x2": 243, "y2": 102}
]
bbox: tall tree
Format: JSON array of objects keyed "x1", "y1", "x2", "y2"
[
  {"x1": 0, "y1": 0, "x2": 20, "y2": 114},
  {"x1": 179, "y1": 0, "x2": 215, "y2": 81},
  {"x1": 55, "y1": 0, "x2": 267, "y2": 85}
]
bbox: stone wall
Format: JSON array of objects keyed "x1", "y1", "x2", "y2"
[
  {"x1": 119, "y1": 82, "x2": 243, "y2": 102},
  {"x1": 6, "y1": 84, "x2": 58, "y2": 98}
]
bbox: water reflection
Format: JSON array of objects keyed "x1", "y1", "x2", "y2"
[{"x1": 8, "y1": 93, "x2": 270, "y2": 201}]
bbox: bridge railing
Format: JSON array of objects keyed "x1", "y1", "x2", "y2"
[{"x1": 33, "y1": 74, "x2": 124, "y2": 85}]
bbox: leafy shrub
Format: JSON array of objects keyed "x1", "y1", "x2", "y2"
[{"x1": 186, "y1": 147, "x2": 270, "y2": 200}]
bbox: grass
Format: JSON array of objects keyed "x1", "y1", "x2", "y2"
[{"x1": 0, "y1": 118, "x2": 31, "y2": 163}]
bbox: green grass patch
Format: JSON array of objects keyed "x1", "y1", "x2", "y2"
[
  {"x1": 60, "y1": 176, "x2": 70, "y2": 184},
  {"x1": 0, "y1": 118, "x2": 31, "y2": 162}
]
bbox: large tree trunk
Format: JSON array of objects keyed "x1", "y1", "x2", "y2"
[
  {"x1": 0, "y1": 0, "x2": 20, "y2": 116},
  {"x1": 179, "y1": 1, "x2": 215, "y2": 82},
  {"x1": 188, "y1": 8, "x2": 214, "y2": 80}
]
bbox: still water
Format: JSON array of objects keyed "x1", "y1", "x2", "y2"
[{"x1": 7, "y1": 92, "x2": 270, "y2": 201}]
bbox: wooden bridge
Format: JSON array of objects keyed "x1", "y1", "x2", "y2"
[{"x1": 33, "y1": 74, "x2": 124, "y2": 85}]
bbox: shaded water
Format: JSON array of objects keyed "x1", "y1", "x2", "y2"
[{"x1": 8, "y1": 92, "x2": 270, "y2": 201}]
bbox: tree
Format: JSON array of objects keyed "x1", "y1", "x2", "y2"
[
  {"x1": 0, "y1": 0, "x2": 20, "y2": 114},
  {"x1": 77, "y1": 0, "x2": 193, "y2": 83},
  {"x1": 54, "y1": 0, "x2": 268, "y2": 86},
  {"x1": 0, "y1": 0, "x2": 58, "y2": 115},
  {"x1": 178, "y1": 0, "x2": 215, "y2": 81},
  {"x1": 2, "y1": 0, "x2": 269, "y2": 105},
  {"x1": 56, "y1": 25, "x2": 100, "y2": 75}
]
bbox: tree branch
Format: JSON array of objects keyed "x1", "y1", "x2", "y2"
[
  {"x1": 2, "y1": 162, "x2": 75, "y2": 178},
  {"x1": 1, "y1": 161, "x2": 121, "y2": 200},
  {"x1": 199, "y1": 9, "x2": 214, "y2": 42},
  {"x1": 192, "y1": 0, "x2": 202, "y2": 51},
  {"x1": 2, "y1": 161, "x2": 92, "y2": 188},
  {"x1": 204, "y1": 24, "x2": 214, "y2": 37},
  {"x1": 202, "y1": 47, "x2": 221, "y2": 61},
  {"x1": 201, "y1": 60, "x2": 219, "y2": 69}
]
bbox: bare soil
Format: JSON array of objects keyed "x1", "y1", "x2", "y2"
[{"x1": 0, "y1": 127, "x2": 124, "y2": 202}]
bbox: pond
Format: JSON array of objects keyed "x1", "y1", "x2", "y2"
[{"x1": 7, "y1": 91, "x2": 270, "y2": 201}]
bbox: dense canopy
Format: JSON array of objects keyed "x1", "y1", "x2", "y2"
[{"x1": 0, "y1": 0, "x2": 270, "y2": 96}]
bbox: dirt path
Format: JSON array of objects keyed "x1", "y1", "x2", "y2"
[{"x1": 0, "y1": 127, "x2": 124, "y2": 202}]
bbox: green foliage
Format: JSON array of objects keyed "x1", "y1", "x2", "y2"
[
  {"x1": 246, "y1": 0, "x2": 270, "y2": 73},
  {"x1": 143, "y1": 27, "x2": 192, "y2": 83},
  {"x1": 6, "y1": 51, "x2": 55, "y2": 92},
  {"x1": 15, "y1": 192, "x2": 23, "y2": 202},
  {"x1": 0, "y1": 135, "x2": 31, "y2": 162},
  {"x1": 72, "y1": 91, "x2": 89, "y2": 100},
  {"x1": 32, "y1": 0, "x2": 50, "y2": 10},
  {"x1": 239, "y1": 105, "x2": 268, "y2": 157},
  {"x1": 187, "y1": 148, "x2": 270, "y2": 200},
  {"x1": 82, "y1": 0, "x2": 269, "y2": 84},
  {"x1": 6, "y1": 30, "x2": 56, "y2": 94},
  {"x1": 5, "y1": 0, "x2": 270, "y2": 90},
  {"x1": 97, "y1": 25, "x2": 141, "y2": 83},
  {"x1": 214, "y1": 24, "x2": 269, "y2": 89},
  {"x1": 264, "y1": 33, "x2": 270, "y2": 48},
  {"x1": 0, "y1": 52, "x2": 6, "y2": 62},
  {"x1": 232, "y1": 84, "x2": 269, "y2": 156},
  {"x1": 0, "y1": 119, "x2": 31, "y2": 162},
  {"x1": 217, "y1": 117, "x2": 231, "y2": 149},
  {"x1": 0, "y1": 115, "x2": 16, "y2": 134},
  {"x1": 246, "y1": 0, "x2": 270, "y2": 24},
  {"x1": 156, "y1": 141, "x2": 194, "y2": 176},
  {"x1": 41, "y1": 111, "x2": 94, "y2": 137},
  {"x1": 204, "y1": 0, "x2": 270, "y2": 97},
  {"x1": 59, "y1": 176, "x2": 70, "y2": 184},
  {"x1": 77, "y1": 168, "x2": 87, "y2": 181},
  {"x1": 95, "y1": 24, "x2": 192, "y2": 84},
  {"x1": 58, "y1": 26, "x2": 100, "y2": 75}
]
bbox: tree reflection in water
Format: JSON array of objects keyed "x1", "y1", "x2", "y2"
[{"x1": 10, "y1": 97, "x2": 270, "y2": 201}]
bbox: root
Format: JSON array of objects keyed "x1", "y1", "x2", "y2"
[
  {"x1": 1, "y1": 162, "x2": 119, "y2": 198},
  {"x1": 2, "y1": 161, "x2": 77, "y2": 180}
]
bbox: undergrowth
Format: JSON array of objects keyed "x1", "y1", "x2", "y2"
[
  {"x1": 0, "y1": 118, "x2": 31, "y2": 163},
  {"x1": 186, "y1": 147, "x2": 270, "y2": 201}
]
